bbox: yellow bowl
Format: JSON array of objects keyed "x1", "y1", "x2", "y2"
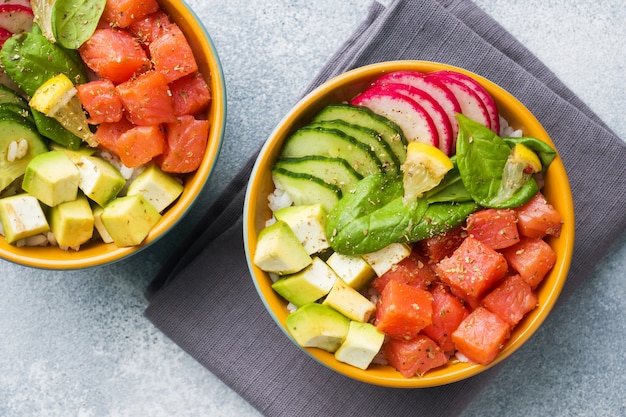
[
  {"x1": 244, "y1": 61, "x2": 574, "y2": 387},
  {"x1": 0, "y1": 0, "x2": 226, "y2": 269}
]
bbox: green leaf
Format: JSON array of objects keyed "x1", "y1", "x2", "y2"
[
  {"x1": 0, "y1": 32, "x2": 88, "y2": 97},
  {"x1": 456, "y1": 114, "x2": 540, "y2": 208},
  {"x1": 503, "y1": 136, "x2": 557, "y2": 172},
  {"x1": 52, "y1": 0, "x2": 107, "y2": 49}
]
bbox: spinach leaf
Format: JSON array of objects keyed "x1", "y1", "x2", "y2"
[
  {"x1": 0, "y1": 31, "x2": 88, "y2": 97},
  {"x1": 424, "y1": 168, "x2": 473, "y2": 203},
  {"x1": 456, "y1": 114, "x2": 539, "y2": 208},
  {"x1": 52, "y1": 0, "x2": 107, "y2": 49},
  {"x1": 503, "y1": 136, "x2": 557, "y2": 172},
  {"x1": 326, "y1": 173, "x2": 479, "y2": 255},
  {"x1": 403, "y1": 200, "x2": 480, "y2": 243}
]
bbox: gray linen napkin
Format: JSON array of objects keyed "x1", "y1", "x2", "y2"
[{"x1": 145, "y1": 1, "x2": 626, "y2": 416}]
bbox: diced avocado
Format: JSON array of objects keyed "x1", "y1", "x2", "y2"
[
  {"x1": 285, "y1": 303, "x2": 350, "y2": 353},
  {"x1": 0, "y1": 194, "x2": 49, "y2": 244},
  {"x1": 100, "y1": 194, "x2": 161, "y2": 247},
  {"x1": 274, "y1": 203, "x2": 330, "y2": 255},
  {"x1": 0, "y1": 110, "x2": 49, "y2": 192},
  {"x1": 362, "y1": 242, "x2": 411, "y2": 276},
  {"x1": 49, "y1": 195, "x2": 94, "y2": 248},
  {"x1": 254, "y1": 220, "x2": 312, "y2": 275},
  {"x1": 126, "y1": 164, "x2": 183, "y2": 212},
  {"x1": 334, "y1": 321, "x2": 385, "y2": 370},
  {"x1": 22, "y1": 150, "x2": 80, "y2": 207},
  {"x1": 322, "y1": 278, "x2": 376, "y2": 322},
  {"x1": 75, "y1": 155, "x2": 126, "y2": 207},
  {"x1": 92, "y1": 206, "x2": 113, "y2": 244},
  {"x1": 326, "y1": 252, "x2": 375, "y2": 290},
  {"x1": 272, "y1": 257, "x2": 337, "y2": 307}
]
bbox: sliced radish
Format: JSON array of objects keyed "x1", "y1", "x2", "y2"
[
  {"x1": 374, "y1": 70, "x2": 462, "y2": 144},
  {"x1": 430, "y1": 70, "x2": 500, "y2": 134},
  {"x1": 0, "y1": 27, "x2": 11, "y2": 47},
  {"x1": 426, "y1": 72, "x2": 491, "y2": 130},
  {"x1": 2, "y1": 0, "x2": 32, "y2": 8},
  {"x1": 375, "y1": 82, "x2": 453, "y2": 155},
  {"x1": 351, "y1": 85, "x2": 439, "y2": 149},
  {"x1": 0, "y1": 4, "x2": 33, "y2": 35}
]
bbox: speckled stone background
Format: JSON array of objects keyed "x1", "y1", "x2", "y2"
[{"x1": 1, "y1": 1, "x2": 624, "y2": 416}]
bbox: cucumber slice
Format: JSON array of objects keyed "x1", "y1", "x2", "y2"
[
  {"x1": 272, "y1": 168, "x2": 341, "y2": 213},
  {"x1": 274, "y1": 155, "x2": 362, "y2": 194},
  {"x1": 0, "y1": 110, "x2": 49, "y2": 192},
  {"x1": 280, "y1": 126, "x2": 383, "y2": 177},
  {"x1": 312, "y1": 104, "x2": 407, "y2": 164},
  {"x1": 309, "y1": 119, "x2": 400, "y2": 174}
]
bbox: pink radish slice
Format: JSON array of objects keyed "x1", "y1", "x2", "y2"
[
  {"x1": 426, "y1": 72, "x2": 491, "y2": 130},
  {"x1": 430, "y1": 70, "x2": 500, "y2": 134},
  {"x1": 2, "y1": 0, "x2": 32, "y2": 8},
  {"x1": 375, "y1": 82, "x2": 453, "y2": 155},
  {"x1": 374, "y1": 70, "x2": 461, "y2": 147},
  {"x1": 351, "y1": 85, "x2": 439, "y2": 149},
  {"x1": 0, "y1": 27, "x2": 11, "y2": 47},
  {"x1": 0, "y1": 4, "x2": 33, "y2": 34}
]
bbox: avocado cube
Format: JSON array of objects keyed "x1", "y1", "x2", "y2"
[
  {"x1": 326, "y1": 252, "x2": 375, "y2": 290},
  {"x1": 362, "y1": 243, "x2": 411, "y2": 276},
  {"x1": 49, "y1": 195, "x2": 94, "y2": 248},
  {"x1": 253, "y1": 220, "x2": 312, "y2": 275},
  {"x1": 274, "y1": 203, "x2": 330, "y2": 255},
  {"x1": 322, "y1": 278, "x2": 376, "y2": 322},
  {"x1": 272, "y1": 257, "x2": 337, "y2": 307},
  {"x1": 76, "y1": 155, "x2": 126, "y2": 207},
  {"x1": 126, "y1": 164, "x2": 183, "y2": 212},
  {"x1": 101, "y1": 194, "x2": 161, "y2": 247},
  {"x1": 92, "y1": 206, "x2": 114, "y2": 244},
  {"x1": 0, "y1": 194, "x2": 50, "y2": 244},
  {"x1": 22, "y1": 150, "x2": 80, "y2": 207},
  {"x1": 334, "y1": 321, "x2": 385, "y2": 370},
  {"x1": 285, "y1": 303, "x2": 350, "y2": 353}
]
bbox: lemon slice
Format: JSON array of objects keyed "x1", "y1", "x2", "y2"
[
  {"x1": 401, "y1": 142, "x2": 454, "y2": 203},
  {"x1": 492, "y1": 143, "x2": 542, "y2": 205},
  {"x1": 510, "y1": 143, "x2": 542, "y2": 173},
  {"x1": 30, "y1": 73, "x2": 97, "y2": 147}
]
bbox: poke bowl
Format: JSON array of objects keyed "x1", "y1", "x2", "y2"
[
  {"x1": 244, "y1": 61, "x2": 574, "y2": 387},
  {"x1": 0, "y1": 0, "x2": 225, "y2": 269}
]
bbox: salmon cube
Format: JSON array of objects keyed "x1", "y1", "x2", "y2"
[
  {"x1": 434, "y1": 236, "x2": 508, "y2": 308},
  {"x1": 452, "y1": 306, "x2": 511, "y2": 365},
  {"x1": 149, "y1": 23, "x2": 198, "y2": 83},
  {"x1": 116, "y1": 70, "x2": 177, "y2": 126},
  {"x1": 515, "y1": 192, "x2": 562, "y2": 239},
  {"x1": 76, "y1": 79, "x2": 124, "y2": 124},
  {"x1": 500, "y1": 237, "x2": 556, "y2": 289},
  {"x1": 117, "y1": 124, "x2": 165, "y2": 168},
  {"x1": 416, "y1": 225, "x2": 466, "y2": 263},
  {"x1": 466, "y1": 208, "x2": 520, "y2": 249},
  {"x1": 482, "y1": 274, "x2": 538, "y2": 327},
  {"x1": 422, "y1": 283, "x2": 470, "y2": 354},
  {"x1": 375, "y1": 280, "x2": 433, "y2": 341},
  {"x1": 102, "y1": 0, "x2": 160, "y2": 28},
  {"x1": 384, "y1": 334, "x2": 449, "y2": 377}
]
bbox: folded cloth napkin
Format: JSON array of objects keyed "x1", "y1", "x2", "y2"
[{"x1": 145, "y1": 0, "x2": 626, "y2": 416}]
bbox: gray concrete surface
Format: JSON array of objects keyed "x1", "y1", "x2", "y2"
[{"x1": 1, "y1": 1, "x2": 624, "y2": 416}]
